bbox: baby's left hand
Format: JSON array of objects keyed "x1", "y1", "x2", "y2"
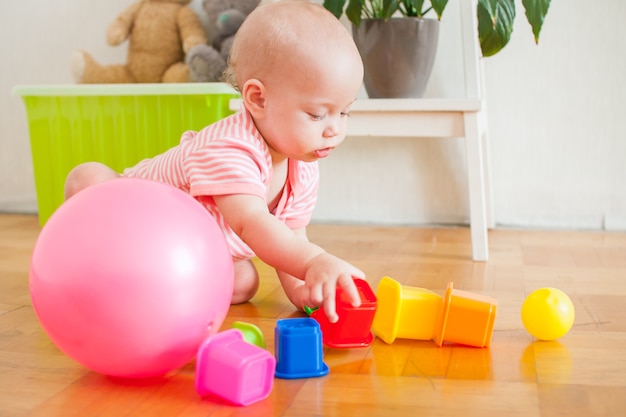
[{"x1": 301, "y1": 252, "x2": 365, "y2": 323}]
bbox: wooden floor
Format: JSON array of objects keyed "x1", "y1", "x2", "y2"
[{"x1": 1, "y1": 213, "x2": 626, "y2": 416}]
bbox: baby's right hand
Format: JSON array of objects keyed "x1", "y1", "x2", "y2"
[{"x1": 301, "y1": 252, "x2": 365, "y2": 323}]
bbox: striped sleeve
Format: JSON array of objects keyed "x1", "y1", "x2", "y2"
[
  {"x1": 183, "y1": 128, "x2": 270, "y2": 200},
  {"x1": 122, "y1": 139, "x2": 188, "y2": 190}
]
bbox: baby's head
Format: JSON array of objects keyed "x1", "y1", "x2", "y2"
[
  {"x1": 225, "y1": 0, "x2": 364, "y2": 162},
  {"x1": 224, "y1": 0, "x2": 363, "y2": 94}
]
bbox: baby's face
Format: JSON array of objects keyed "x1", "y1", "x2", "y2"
[{"x1": 259, "y1": 51, "x2": 364, "y2": 163}]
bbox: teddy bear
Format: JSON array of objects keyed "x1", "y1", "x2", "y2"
[
  {"x1": 185, "y1": 0, "x2": 261, "y2": 82},
  {"x1": 71, "y1": 0, "x2": 208, "y2": 83}
]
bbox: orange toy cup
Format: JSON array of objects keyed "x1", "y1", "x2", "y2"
[
  {"x1": 434, "y1": 282, "x2": 497, "y2": 348},
  {"x1": 311, "y1": 278, "x2": 377, "y2": 348}
]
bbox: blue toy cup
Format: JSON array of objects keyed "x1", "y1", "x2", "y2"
[{"x1": 274, "y1": 318, "x2": 329, "y2": 379}]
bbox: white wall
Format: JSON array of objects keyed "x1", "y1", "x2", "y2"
[
  {"x1": 484, "y1": 0, "x2": 626, "y2": 230},
  {"x1": 315, "y1": 0, "x2": 626, "y2": 231},
  {"x1": 1, "y1": 0, "x2": 625, "y2": 231}
]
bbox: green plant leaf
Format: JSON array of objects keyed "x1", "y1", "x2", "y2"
[
  {"x1": 430, "y1": 0, "x2": 449, "y2": 20},
  {"x1": 382, "y1": 0, "x2": 399, "y2": 19},
  {"x1": 402, "y1": 0, "x2": 424, "y2": 17},
  {"x1": 323, "y1": 0, "x2": 348, "y2": 19},
  {"x1": 324, "y1": 0, "x2": 550, "y2": 56},
  {"x1": 346, "y1": 0, "x2": 363, "y2": 26},
  {"x1": 477, "y1": 0, "x2": 516, "y2": 57},
  {"x1": 522, "y1": 0, "x2": 551, "y2": 43}
]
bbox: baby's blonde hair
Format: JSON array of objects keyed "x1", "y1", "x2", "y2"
[{"x1": 223, "y1": 0, "x2": 356, "y2": 91}]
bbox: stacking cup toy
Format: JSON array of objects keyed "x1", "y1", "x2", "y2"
[
  {"x1": 274, "y1": 318, "x2": 329, "y2": 379},
  {"x1": 372, "y1": 276, "x2": 443, "y2": 344},
  {"x1": 195, "y1": 329, "x2": 275, "y2": 406},
  {"x1": 434, "y1": 282, "x2": 497, "y2": 348},
  {"x1": 232, "y1": 321, "x2": 266, "y2": 349},
  {"x1": 310, "y1": 278, "x2": 378, "y2": 348}
]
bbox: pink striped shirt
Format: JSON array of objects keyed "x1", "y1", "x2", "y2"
[{"x1": 123, "y1": 108, "x2": 319, "y2": 260}]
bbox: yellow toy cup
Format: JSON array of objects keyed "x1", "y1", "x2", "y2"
[
  {"x1": 372, "y1": 276, "x2": 443, "y2": 344},
  {"x1": 434, "y1": 282, "x2": 497, "y2": 348}
]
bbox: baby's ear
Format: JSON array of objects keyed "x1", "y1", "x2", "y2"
[{"x1": 241, "y1": 79, "x2": 266, "y2": 119}]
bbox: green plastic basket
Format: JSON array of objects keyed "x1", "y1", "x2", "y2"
[{"x1": 13, "y1": 83, "x2": 240, "y2": 225}]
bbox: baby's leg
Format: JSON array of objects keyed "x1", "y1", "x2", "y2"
[
  {"x1": 231, "y1": 259, "x2": 260, "y2": 304},
  {"x1": 64, "y1": 162, "x2": 120, "y2": 200}
]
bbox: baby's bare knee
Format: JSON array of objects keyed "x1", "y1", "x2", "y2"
[
  {"x1": 231, "y1": 259, "x2": 260, "y2": 304},
  {"x1": 64, "y1": 162, "x2": 119, "y2": 200}
]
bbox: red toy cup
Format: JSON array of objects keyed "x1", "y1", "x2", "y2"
[{"x1": 311, "y1": 278, "x2": 377, "y2": 348}]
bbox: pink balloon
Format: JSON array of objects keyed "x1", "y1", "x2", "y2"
[{"x1": 30, "y1": 178, "x2": 234, "y2": 378}]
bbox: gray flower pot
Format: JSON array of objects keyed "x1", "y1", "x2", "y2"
[{"x1": 352, "y1": 18, "x2": 440, "y2": 98}]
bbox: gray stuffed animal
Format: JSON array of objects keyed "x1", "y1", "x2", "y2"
[{"x1": 186, "y1": 0, "x2": 261, "y2": 82}]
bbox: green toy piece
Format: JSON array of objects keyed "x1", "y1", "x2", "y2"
[
  {"x1": 231, "y1": 321, "x2": 266, "y2": 349},
  {"x1": 303, "y1": 306, "x2": 319, "y2": 316}
]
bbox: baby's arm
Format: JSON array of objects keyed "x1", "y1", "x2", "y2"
[
  {"x1": 214, "y1": 194, "x2": 364, "y2": 322},
  {"x1": 274, "y1": 228, "x2": 323, "y2": 313}
]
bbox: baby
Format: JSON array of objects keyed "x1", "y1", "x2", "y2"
[{"x1": 64, "y1": 0, "x2": 365, "y2": 323}]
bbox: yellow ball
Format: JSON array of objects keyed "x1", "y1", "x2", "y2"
[{"x1": 521, "y1": 288, "x2": 575, "y2": 341}]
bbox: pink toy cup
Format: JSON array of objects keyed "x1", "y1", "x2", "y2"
[{"x1": 195, "y1": 329, "x2": 275, "y2": 406}]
